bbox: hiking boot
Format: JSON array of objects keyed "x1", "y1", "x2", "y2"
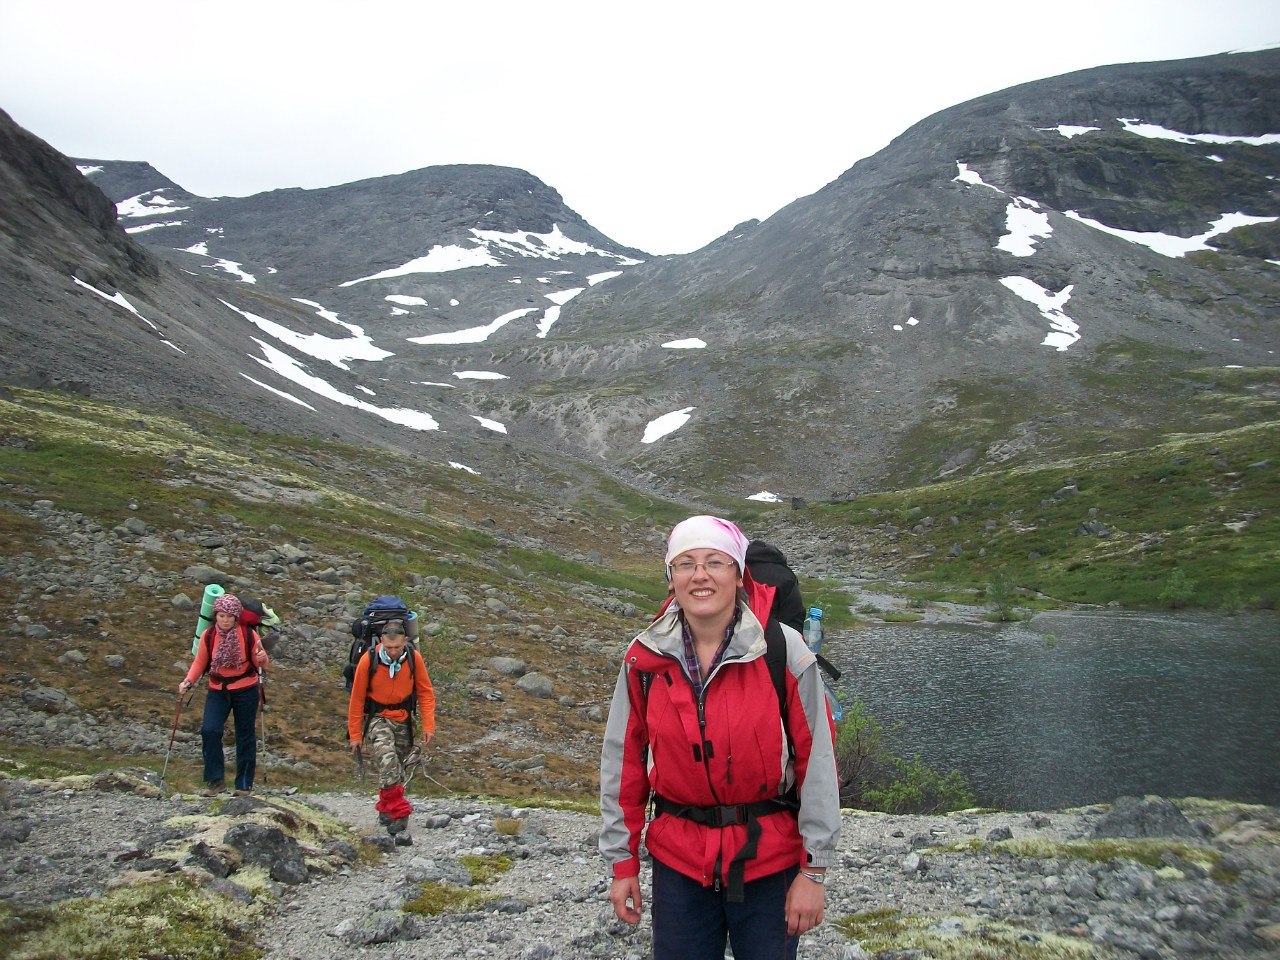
[
  {"x1": 393, "y1": 831, "x2": 413, "y2": 846},
  {"x1": 387, "y1": 816, "x2": 409, "y2": 836},
  {"x1": 233, "y1": 789, "x2": 252, "y2": 797},
  {"x1": 201, "y1": 781, "x2": 225, "y2": 797}
]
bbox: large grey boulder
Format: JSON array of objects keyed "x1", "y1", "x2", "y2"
[{"x1": 1090, "y1": 795, "x2": 1200, "y2": 839}]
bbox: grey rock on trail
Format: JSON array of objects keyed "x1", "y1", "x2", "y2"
[{"x1": 4, "y1": 776, "x2": 1279, "y2": 959}]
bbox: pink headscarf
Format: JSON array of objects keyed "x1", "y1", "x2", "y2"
[
  {"x1": 209, "y1": 591, "x2": 247, "y2": 676},
  {"x1": 664, "y1": 515, "x2": 749, "y2": 573}
]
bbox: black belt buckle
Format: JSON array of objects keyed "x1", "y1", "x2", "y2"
[{"x1": 711, "y1": 804, "x2": 747, "y2": 827}]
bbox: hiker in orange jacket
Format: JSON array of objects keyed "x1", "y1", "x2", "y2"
[{"x1": 346, "y1": 618, "x2": 435, "y2": 844}]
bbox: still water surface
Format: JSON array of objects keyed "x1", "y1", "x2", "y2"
[{"x1": 828, "y1": 609, "x2": 1280, "y2": 810}]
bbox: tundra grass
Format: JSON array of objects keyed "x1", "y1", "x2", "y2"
[
  {"x1": 811, "y1": 420, "x2": 1280, "y2": 609},
  {"x1": 834, "y1": 908, "x2": 1109, "y2": 958},
  {"x1": 0, "y1": 389, "x2": 650, "y2": 606},
  {"x1": 403, "y1": 854, "x2": 513, "y2": 917},
  {"x1": 934, "y1": 835, "x2": 1222, "y2": 871},
  {"x1": 0, "y1": 878, "x2": 264, "y2": 960}
]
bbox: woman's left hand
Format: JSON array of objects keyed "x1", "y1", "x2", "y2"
[{"x1": 785, "y1": 871, "x2": 825, "y2": 936}]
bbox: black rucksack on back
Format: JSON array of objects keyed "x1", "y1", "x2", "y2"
[
  {"x1": 343, "y1": 595, "x2": 413, "y2": 690},
  {"x1": 745, "y1": 540, "x2": 807, "y2": 633},
  {"x1": 746, "y1": 540, "x2": 840, "y2": 683}
]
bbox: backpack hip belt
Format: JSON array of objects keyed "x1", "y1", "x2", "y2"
[
  {"x1": 653, "y1": 794, "x2": 795, "y2": 827},
  {"x1": 366, "y1": 693, "x2": 416, "y2": 714},
  {"x1": 209, "y1": 666, "x2": 258, "y2": 689},
  {"x1": 652, "y1": 793, "x2": 798, "y2": 902}
]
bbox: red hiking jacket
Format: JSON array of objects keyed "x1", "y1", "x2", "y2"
[{"x1": 599, "y1": 578, "x2": 841, "y2": 888}]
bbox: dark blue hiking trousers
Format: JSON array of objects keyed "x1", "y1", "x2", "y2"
[
  {"x1": 200, "y1": 684, "x2": 258, "y2": 790},
  {"x1": 651, "y1": 856, "x2": 800, "y2": 960}
]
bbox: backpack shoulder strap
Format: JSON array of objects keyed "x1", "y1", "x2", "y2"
[
  {"x1": 197, "y1": 626, "x2": 215, "y2": 676},
  {"x1": 364, "y1": 645, "x2": 418, "y2": 715},
  {"x1": 815, "y1": 652, "x2": 841, "y2": 681},
  {"x1": 405, "y1": 644, "x2": 418, "y2": 713},
  {"x1": 763, "y1": 617, "x2": 790, "y2": 734},
  {"x1": 764, "y1": 617, "x2": 802, "y2": 810}
]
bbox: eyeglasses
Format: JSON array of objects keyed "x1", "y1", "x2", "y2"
[{"x1": 670, "y1": 558, "x2": 737, "y2": 576}]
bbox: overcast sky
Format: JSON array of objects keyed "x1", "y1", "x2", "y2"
[{"x1": 3, "y1": 1, "x2": 1277, "y2": 255}]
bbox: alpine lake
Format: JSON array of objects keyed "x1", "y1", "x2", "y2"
[{"x1": 827, "y1": 608, "x2": 1280, "y2": 810}]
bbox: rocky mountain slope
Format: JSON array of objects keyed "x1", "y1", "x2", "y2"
[
  {"x1": 0, "y1": 110, "x2": 647, "y2": 486},
  {"x1": 524, "y1": 47, "x2": 1280, "y2": 500},
  {"x1": 4, "y1": 49, "x2": 1277, "y2": 504},
  {"x1": 83, "y1": 157, "x2": 644, "y2": 348}
]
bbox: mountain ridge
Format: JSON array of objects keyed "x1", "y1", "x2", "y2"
[{"x1": 2, "y1": 49, "x2": 1277, "y2": 504}]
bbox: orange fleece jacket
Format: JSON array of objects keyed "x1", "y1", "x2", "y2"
[{"x1": 347, "y1": 643, "x2": 436, "y2": 743}]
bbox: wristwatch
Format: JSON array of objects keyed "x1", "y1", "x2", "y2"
[{"x1": 800, "y1": 869, "x2": 826, "y2": 885}]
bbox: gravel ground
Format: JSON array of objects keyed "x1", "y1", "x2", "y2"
[{"x1": 3, "y1": 776, "x2": 1280, "y2": 960}]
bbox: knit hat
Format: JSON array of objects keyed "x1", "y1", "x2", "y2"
[
  {"x1": 664, "y1": 515, "x2": 749, "y2": 572},
  {"x1": 213, "y1": 593, "x2": 243, "y2": 618}
]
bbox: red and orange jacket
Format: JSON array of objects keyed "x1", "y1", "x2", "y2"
[
  {"x1": 599, "y1": 579, "x2": 841, "y2": 888},
  {"x1": 347, "y1": 642, "x2": 436, "y2": 742},
  {"x1": 185, "y1": 625, "x2": 267, "y2": 692}
]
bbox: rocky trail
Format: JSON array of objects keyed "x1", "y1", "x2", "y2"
[{"x1": 2, "y1": 771, "x2": 1279, "y2": 959}]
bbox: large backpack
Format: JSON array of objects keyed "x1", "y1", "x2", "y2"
[
  {"x1": 745, "y1": 540, "x2": 807, "y2": 633},
  {"x1": 746, "y1": 541, "x2": 839, "y2": 683},
  {"x1": 236, "y1": 593, "x2": 282, "y2": 655},
  {"x1": 344, "y1": 595, "x2": 414, "y2": 690}
]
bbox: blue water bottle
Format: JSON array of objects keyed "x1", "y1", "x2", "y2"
[{"x1": 802, "y1": 606, "x2": 824, "y2": 653}]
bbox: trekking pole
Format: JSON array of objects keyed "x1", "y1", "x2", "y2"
[
  {"x1": 402, "y1": 747, "x2": 445, "y2": 793},
  {"x1": 402, "y1": 746, "x2": 420, "y2": 791},
  {"x1": 257, "y1": 672, "x2": 269, "y2": 786},
  {"x1": 354, "y1": 745, "x2": 366, "y2": 783},
  {"x1": 160, "y1": 688, "x2": 194, "y2": 798}
]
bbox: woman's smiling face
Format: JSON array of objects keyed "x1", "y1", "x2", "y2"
[{"x1": 670, "y1": 548, "x2": 742, "y2": 621}]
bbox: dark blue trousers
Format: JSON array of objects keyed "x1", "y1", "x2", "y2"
[
  {"x1": 651, "y1": 856, "x2": 799, "y2": 960},
  {"x1": 200, "y1": 684, "x2": 259, "y2": 790}
]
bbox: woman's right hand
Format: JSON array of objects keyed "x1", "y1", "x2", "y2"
[
  {"x1": 609, "y1": 876, "x2": 642, "y2": 925},
  {"x1": 178, "y1": 680, "x2": 191, "y2": 695}
]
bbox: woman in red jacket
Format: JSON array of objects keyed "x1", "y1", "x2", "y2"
[
  {"x1": 179, "y1": 593, "x2": 269, "y2": 796},
  {"x1": 599, "y1": 516, "x2": 841, "y2": 960},
  {"x1": 347, "y1": 619, "x2": 436, "y2": 844}
]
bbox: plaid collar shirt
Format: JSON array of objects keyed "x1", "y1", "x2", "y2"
[{"x1": 680, "y1": 607, "x2": 741, "y2": 700}]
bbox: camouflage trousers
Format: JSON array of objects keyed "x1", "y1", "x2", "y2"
[{"x1": 363, "y1": 715, "x2": 414, "y2": 789}]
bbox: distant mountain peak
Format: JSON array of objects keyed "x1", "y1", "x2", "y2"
[{"x1": 3, "y1": 49, "x2": 1277, "y2": 502}]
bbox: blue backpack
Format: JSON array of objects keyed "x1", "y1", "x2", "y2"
[{"x1": 343, "y1": 595, "x2": 416, "y2": 690}]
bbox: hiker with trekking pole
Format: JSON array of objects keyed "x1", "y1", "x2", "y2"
[
  {"x1": 179, "y1": 593, "x2": 270, "y2": 796},
  {"x1": 159, "y1": 686, "x2": 195, "y2": 795},
  {"x1": 599, "y1": 515, "x2": 841, "y2": 960},
  {"x1": 347, "y1": 615, "x2": 435, "y2": 846}
]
